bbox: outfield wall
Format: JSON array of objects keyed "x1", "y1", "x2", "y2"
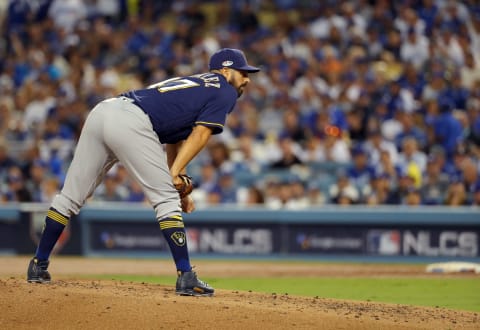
[{"x1": 1, "y1": 203, "x2": 479, "y2": 262}]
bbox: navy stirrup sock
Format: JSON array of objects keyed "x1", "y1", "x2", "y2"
[
  {"x1": 158, "y1": 216, "x2": 192, "y2": 272},
  {"x1": 35, "y1": 207, "x2": 69, "y2": 261}
]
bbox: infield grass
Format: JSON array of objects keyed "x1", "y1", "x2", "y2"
[{"x1": 92, "y1": 274, "x2": 480, "y2": 312}]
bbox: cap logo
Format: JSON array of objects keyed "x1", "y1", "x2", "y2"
[{"x1": 222, "y1": 60, "x2": 233, "y2": 67}]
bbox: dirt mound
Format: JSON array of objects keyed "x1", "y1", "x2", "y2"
[{"x1": 0, "y1": 257, "x2": 478, "y2": 330}]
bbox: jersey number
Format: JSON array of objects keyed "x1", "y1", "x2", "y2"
[{"x1": 148, "y1": 78, "x2": 199, "y2": 93}]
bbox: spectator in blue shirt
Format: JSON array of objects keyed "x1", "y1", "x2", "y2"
[
  {"x1": 5, "y1": 0, "x2": 33, "y2": 34},
  {"x1": 431, "y1": 96, "x2": 465, "y2": 159},
  {"x1": 346, "y1": 145, "x2": 376, "y2": 194},
  {"x1": 443, "y1": 72, "x2": 470, "y2": 110},
  {"x1": 394, "y1": 111, "x2": 428, "y2": 151}
]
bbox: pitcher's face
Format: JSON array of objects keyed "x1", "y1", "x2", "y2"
[{"x1": 228, "y1": 69, "x2": 251, "y2": 97}]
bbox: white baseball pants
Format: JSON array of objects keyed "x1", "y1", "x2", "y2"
[{"x1": 51, "y1": 97, "x2": 182, "y2": 220}]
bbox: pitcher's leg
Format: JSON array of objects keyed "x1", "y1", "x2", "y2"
[
  {"x1": 52, "y1": 104, "x2": 117, "y2": 217},
  {"x1": 102, "y1": 100, "x2": 192, "y2": 272},
  {"x1": 32, "y1": 102, "x2": 115, "y2": 268},
  {"x1": 102, "y1": 100, "x2": 181, "y2": 219}
]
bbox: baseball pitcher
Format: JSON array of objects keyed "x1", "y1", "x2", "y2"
[{"x1": 27, "y1": 48, "x2": 260, "y2": 296}]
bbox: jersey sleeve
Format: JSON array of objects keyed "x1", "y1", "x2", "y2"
[{"x1": 195, "y1": 87, "x2": 237, "y2": 135}]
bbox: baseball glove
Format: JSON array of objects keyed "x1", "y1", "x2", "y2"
[{"x1": 174, "y1": 174, "x2": 194, "y2": 198}]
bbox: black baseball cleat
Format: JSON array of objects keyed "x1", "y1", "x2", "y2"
[
  {"x1": 27, "y1": 258, "x2": 51, "y2": 283},
  {"x1": 176, "y1": 270, "x2": 214, "y2": 297}
]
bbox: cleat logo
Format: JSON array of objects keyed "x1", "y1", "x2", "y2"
[
  {"x1": 171, "y1": 232, "x2": 186, "y2": 246},
  {"x1": 194, "y1": 287, "x2": 204, "y2": 293}
]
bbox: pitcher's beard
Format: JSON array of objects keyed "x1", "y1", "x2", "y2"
[{"x1": 237, "y1": 85, "x2": 246, "y2": 97}]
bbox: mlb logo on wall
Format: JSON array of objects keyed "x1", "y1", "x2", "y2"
[{"x1": 366, "y1": 230, "x2": 401, "y2": 255}]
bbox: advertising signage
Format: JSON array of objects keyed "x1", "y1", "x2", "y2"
[
  {"x1": 88, "y1": 222, "x2": 279, "y2": 255},
  {"x1": 88, "y1": 221, "x2": 479, "y2": 257},
  {"x1": 286, "y1": 225, "x2": 479, "y2": 257}
]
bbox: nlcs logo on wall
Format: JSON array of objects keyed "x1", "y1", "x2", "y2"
[
  {"x1": 186, "y1": 228, "x2": 273, "y2": 254},
  {"x1": 366, "y1": 230, "x2": 401, "y2": 255},
  {"x1": 403, "y1": 230, "x2": 478, "y2": 257}
]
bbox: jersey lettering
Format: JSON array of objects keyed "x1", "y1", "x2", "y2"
[
  {"x1": 121, "y1": 72, "x2": 237, "y2": 144},
  {"x1": 206, "y1": 82, "x2": 221, "y2": 88},
  {"x1": 148, "y1": 78, "x2": 200, "y2": 93},
  {"x1": 192, "y1": 73, "x2": 221, "y2": 88}
]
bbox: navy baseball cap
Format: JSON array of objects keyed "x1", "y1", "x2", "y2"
[{"x1": 209, "y1": 48, "x2": 260, "y2": 73}]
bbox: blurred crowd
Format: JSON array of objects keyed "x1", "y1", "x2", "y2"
[{"x1": 1, "y1": 0, "x2": 480, "y2": 208}]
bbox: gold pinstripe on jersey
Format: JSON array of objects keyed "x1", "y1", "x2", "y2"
[{"x1": 195, "y1": 121, "x2": 224, "y2": 128}]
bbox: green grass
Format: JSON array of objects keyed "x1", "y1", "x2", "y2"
[{"x1": 92, "y1": 274, "x2": 480, "y2": 312}]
